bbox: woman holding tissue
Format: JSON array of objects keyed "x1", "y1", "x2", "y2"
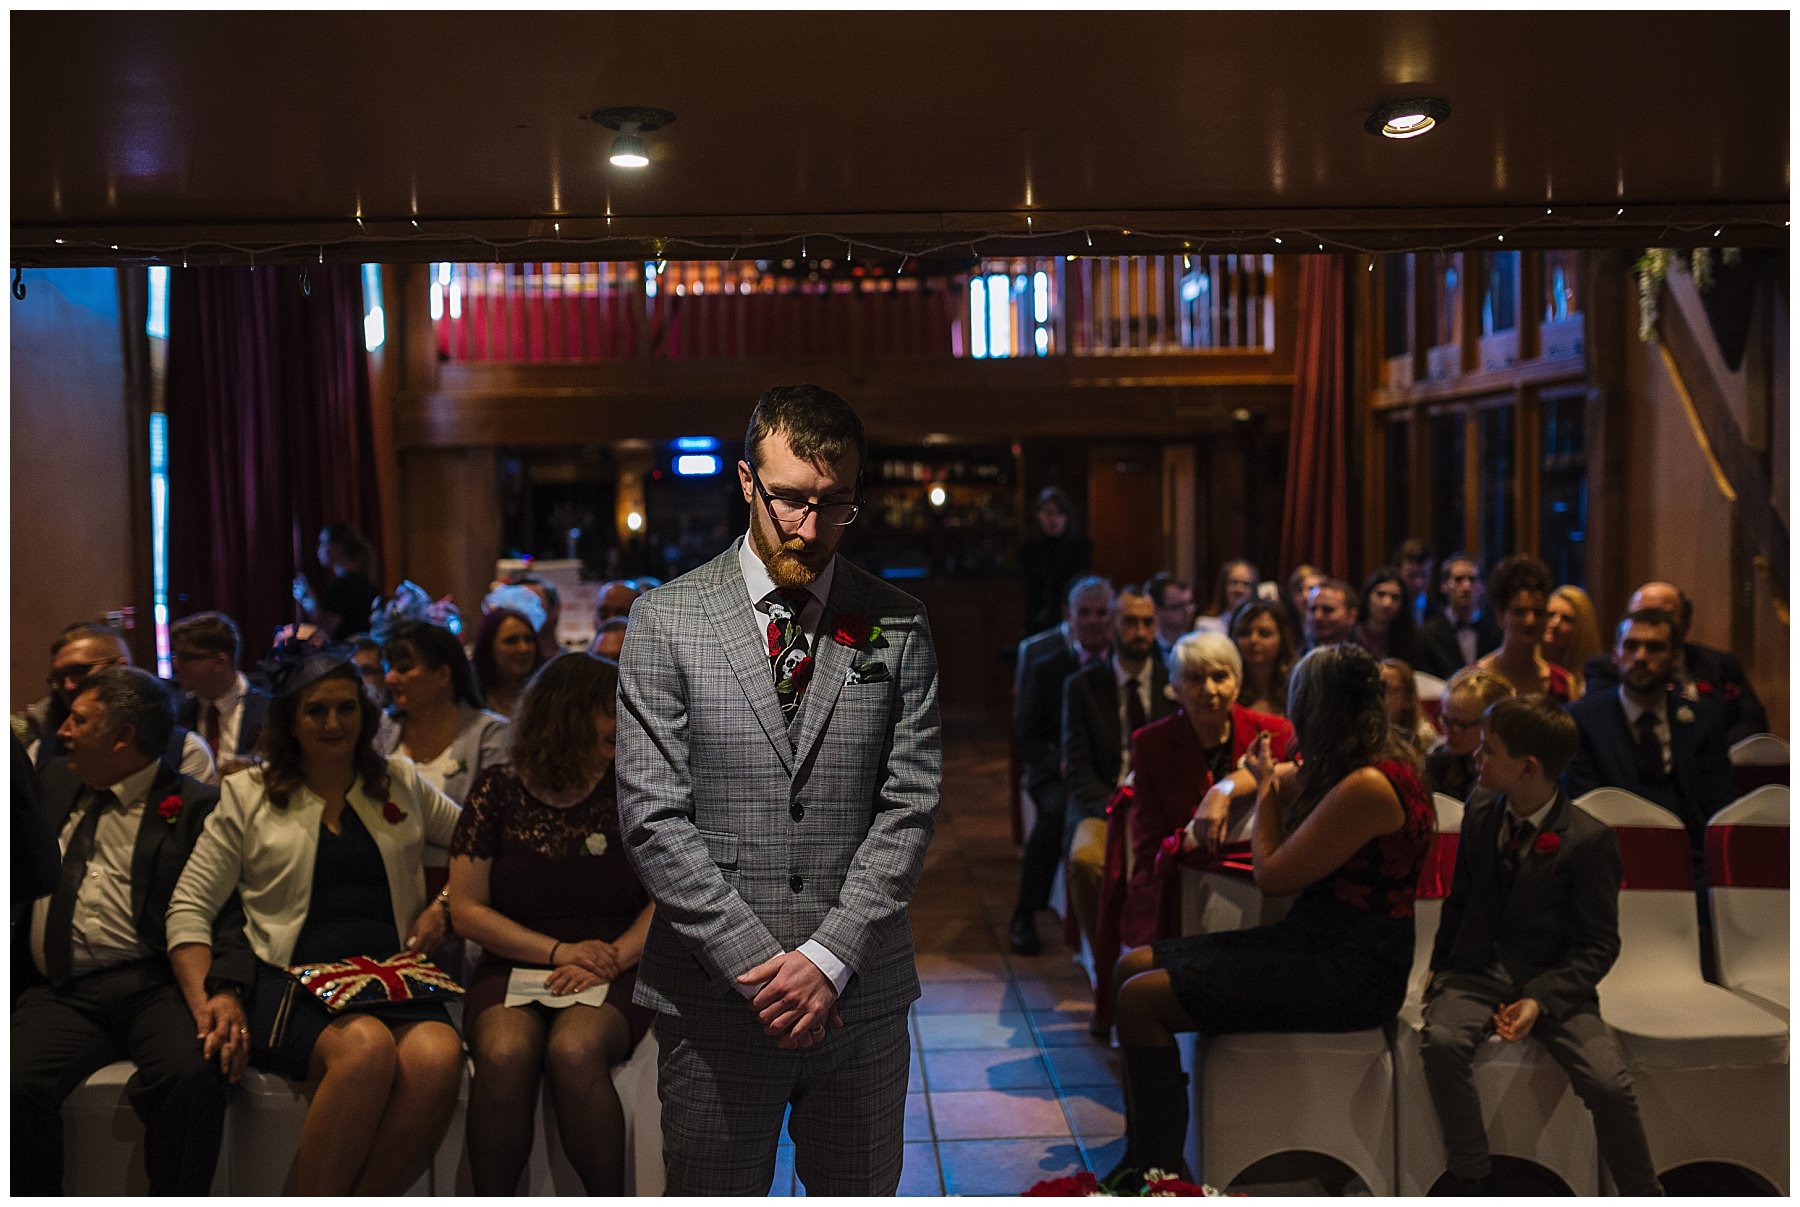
[{"x1": 447, "y1": 652, "x2": 654, "y2": 1195}]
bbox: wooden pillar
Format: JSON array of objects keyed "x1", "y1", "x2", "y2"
[
  {"x1": 400, "y1": 449, "x2": 502, "y2": 623},
  {"x1": 1582, "y1": 249, "x2": 1632, "y2": 617}
]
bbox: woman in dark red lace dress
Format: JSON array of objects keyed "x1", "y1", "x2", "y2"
[
  {"x1": 1105, "y1": 643, "x2": 1433, "y2": 1187},
  {"x1": 446, "y1": 653, "x2": 654, "y2": 1194}
]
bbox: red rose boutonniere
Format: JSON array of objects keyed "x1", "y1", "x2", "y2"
[
  {"x1": 382, "y1": 800, "x2": 408, "y2": 825},
  {"x1": 157, "y1": 793, "x2": 184, "y2": 824},
  {"x1": 834, "y1": 612, "x2": 883, "y2": 649},
  {"x1": 1534, "y1": 830, "x2": 1561, "y2": 856}
]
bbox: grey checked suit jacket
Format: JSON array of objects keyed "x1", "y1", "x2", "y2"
[{"x1": 616, "y1": 540, "x2": 942, "y2": 1023}]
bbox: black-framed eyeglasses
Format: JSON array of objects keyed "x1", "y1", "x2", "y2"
[{"x1": 749, "y1": 464, "x2": 860, "y2": 527}]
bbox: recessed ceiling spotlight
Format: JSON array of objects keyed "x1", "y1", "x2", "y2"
[
  {"x1": 591, "y1": 106, "x2": 677, "y2": 169},
  {"x1": 1364, "y1": 97, "x2": 1451, "y2": 140}
]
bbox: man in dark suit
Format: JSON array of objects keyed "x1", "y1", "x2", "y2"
[
  {"x1": 12, "y1": 667, "x2": 253, "y2": 1195},
  {"x1": 33, "y1": 620, "x2": 216, "y2": 783},
  {"x1": 1143, "y1": 572, "x2": 1194, "y2": 666},
  {"x1": 1421, "y1": 695, "x2": 1660, "y2": 1195},
  {"x1": 1581, "y1": 581, "x2": 1768, "y2": 745},
  {"x1": 1061, "y1": 584, "x2": 1175, "y2": 972},
  {"x1": 1009, "y1": 575, "x2": 1113, "y2": 955},
  {"x1": 1415, "y1": 552, "x2": 1502, "y2": 679},
  {"x1": 1303, "y1": 578, "x2": 1363, "y2": 654},
  {"x1": 1565, "y1": 608, "x2": 1734, "y2": 843},
  {"x1": 1395, "y1": 537, "x2": 1441, "y2": 628},
  {"x1": 171, "y1": 611, "x2": 271, "y2": 774}
]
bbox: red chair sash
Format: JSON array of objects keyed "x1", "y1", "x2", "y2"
[
  {"x1": 1612, "y1": 825, "x2": 1696, "y2": 891},
  {"x1": 1415, "y1": 833, "x2": 1459, "y2": 900},
  {"x1": 1706, "y1": 825, "x2": 1789, "y2": 889}
]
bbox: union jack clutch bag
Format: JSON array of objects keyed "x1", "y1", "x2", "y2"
[{"x1": 286, "y1": 951, "x2": 464, "y2": 1013}]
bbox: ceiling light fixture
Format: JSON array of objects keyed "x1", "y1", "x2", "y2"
[
  {"x1": 591, "y1": 106, "x2": 676, "y2": 169},
  {"x1": 1364, "y1": 97, "x2": 1451, "y2": 140}
]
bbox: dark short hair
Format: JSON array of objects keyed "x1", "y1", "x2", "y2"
[
  {"x1": 1393, "y1": 538, "x2": 1433, "y2": 566},
  {"x1": 1035, "y1": 486, "x2": 1072, "y2": 516},
  {"x1": 1311, "y1": 578, "x2": 1360, "y2": 614},
  {"x1": 1488, "y1": 554, "x2": 1553, "y2": 612},
  {"x1": 1619, "y1": 607, "x2": 1679, "y2": 644},
  {"x1": 76, "y1": 666, "x2": 175, "y2": 759},
  {"x1": 1114, "y1": 584, "x2": 1152, "y2": 613},
  {"x1": 1483, "y1": 694, "x2": 1580, "y2": 781},
  {"x1": 382, "y1": 619, "x2": 485, "y2": 709},
  {"x1": 52, "y1": 621, "x2": 128, "y2": 659},
  {"x1": 1440, "y1": 551, "x2": 1481, "y2": 581},
  {"x1": 1143, "y1": 572, "x2": 1190, "y2": 610},
  {"x1": 172, "y1": 612, "x2": 241, "y2": 661},
  {"x1": 744, "y1": 384, "x2": 866, "y2": 474}
]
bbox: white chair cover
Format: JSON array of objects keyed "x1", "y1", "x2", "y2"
[
  {"x1": 1727, "y1": 734, "x2": 1790, "y2": 766},
  {"x1": 60, "y1": 1060, "x2": 232, "y2": 1195},
  {"x1": 1575, "y1": 788, "x2": 1788, "y2": 1193},
  {"x1": 1707, "y1": 786, "x2": 1788, "y2": 1018},
  {"x1": 1393, "y1": 791, "x2": 1600, "y2": 1193}
]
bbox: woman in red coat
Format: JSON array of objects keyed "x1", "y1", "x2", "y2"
[{"x1": 1091, "y1": 633, "x2": 1292, "y2": 1030}]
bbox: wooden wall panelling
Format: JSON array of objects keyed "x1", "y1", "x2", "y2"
[
  {"x1": 1087, "y1": 443, "x2": 1165, "y2": 589},
  {"x1": 1582, "y1": 249, "x2": 1633, "y2": 621},
  {"x1": 400, "y1": 448, "x2": 503, "y2": 626}
]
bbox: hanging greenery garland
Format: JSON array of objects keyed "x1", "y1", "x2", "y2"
[{"x1": 1634, "y1": 247, "x2": 1742, "y2": 341}]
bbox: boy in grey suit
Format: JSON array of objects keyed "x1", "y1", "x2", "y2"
[
  {"x1": 617, "y1": 384, "x2": 942, "y2": 1196},
  {"x1": 1421, "y1": 695, "x2": 1660, "y2": 1195}
]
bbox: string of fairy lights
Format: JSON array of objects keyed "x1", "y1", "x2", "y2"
[{"x1": 14, "y1": 209, "x2": 1785, "y2": 282}]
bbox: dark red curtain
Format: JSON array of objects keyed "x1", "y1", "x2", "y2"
[
  {"x1": 1278, "y1": 255, "x2": 1351, "y2": 578},
  {"x1": 165, "y1": 266, "x2": 381, "y2": 660}
]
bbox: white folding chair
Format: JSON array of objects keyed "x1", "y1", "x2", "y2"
[
  {"x1": 1727, "y1": 733, "x2": 1790, "y2": 796},
  {"x1": 60, "y1": 1060, "x2": 232, "y2": 1195},
  {"x1": 1575, "y1": 788, "x2": 1788, "y2": 1194},
  {"x1": 1706, "y1": 786, "x2": 1788, "y2": 1019},
  {"x1": 1393, "y1": 793, "x2": 1600, "y2": 1194},
  {"x1": 435, "y1": 1025, "x2": 664, "y2": 1195}
]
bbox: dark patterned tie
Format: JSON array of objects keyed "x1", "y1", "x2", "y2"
[
  {"x1": 1498, "y1": 812, "x2": 1533, "y2": 892},
  {"x1": 765, "y1": 588, "x2": 813, "y2": 721},
  {"x1": 202, "y1": 701, "x2": 223, "y2": 756},
  {"x1": 45, "y1": 790, "x2": 112, "y2": 987},
  {"x1": 1124, "y1": 675, "x2": 1147, "y2": 738},
  {"x1": 1634, "y1": 711, "x2": 1666, "y2": 782}
]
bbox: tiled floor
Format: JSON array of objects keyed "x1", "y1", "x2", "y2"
[{"x1": 768, "y1": 708, "x2": 1124, "y2": 1196}]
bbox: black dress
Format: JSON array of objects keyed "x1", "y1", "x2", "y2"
[
  {"x1": 247, "y1": 806, "x2": 453, "y2": 1080},
  {"x1": 319, "y1": 570, "x2": 379, "y2": 640},
  {"x1": 1151, "y1": 759, "x2": 1434, "y2": 1034}
]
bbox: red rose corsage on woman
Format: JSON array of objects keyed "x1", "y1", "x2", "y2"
[
  {"x1": 1534, "y1": 830, "x2": 1561, "y2": 856},
  {"x1": 382, "y1": 800, "x2": 408, "y2": 824},
  {"x1": 157, "y1": 793, "x2": 184, "y2": 824}
]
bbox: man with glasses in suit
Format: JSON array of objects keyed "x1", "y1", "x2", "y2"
[{"x1": 617, "y1": 384, "x2": 941, "y2": 1196}]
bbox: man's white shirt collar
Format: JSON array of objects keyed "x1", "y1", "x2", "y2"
[{"x1": 738, "y1": 532, "x2": 835, "y2": 616}]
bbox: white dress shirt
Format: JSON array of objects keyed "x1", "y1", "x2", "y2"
[
  {"x1": 1619, "y1": 688, "x2": 1672, "y2": 774},
  {"x1": 29, "y1": 759, "x2": 163, "y2": 977},
  {"x1": 195, "y1": 672, "x2": 250, "y2": 759},
  {"x1": 1496, "y1": 793, "x2": 1558, "y2": 855},
  {"x1": 1112, "y1": 654, "x2": 1153, "y2": 786},
  {"x1": 735, "y1": 535, "x2": 850, "y2": 998}
]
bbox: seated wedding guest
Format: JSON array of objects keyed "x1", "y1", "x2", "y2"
[
  {"x1": 349, "y1": 635, "x2": 389, "y2": 704},
  {"x1": 1193, "y1": 559, "x2": 1257, "y2": 636},
  {"x1": 1581, "y1": 581, "x2": 1768, "y2": 744},
  {"x1": 1022, "y1": 486, "x2": 1093, "y2": 636},
  {"x1": 377, "y1": 619, "x2": 511, "y2": 805},
  {"x1": 1425, "y1": 667, "x2": 1514, "y2": 802},
  {"x1": 1475, "y1": 553, "x2": 1574, "y2": 700},
  {"x1": 447, "y1": 653, "x2": 654, "y2": 1194},
  {"x1": 1541, "y1": 585, "x2": 1603, "y2": 700},
  {"x1": 13, "y1": 668, "x2": 251, "y2": 1195},
  {"x1": 1415, "y1": 553, "x2": 1501, "y2": 679},
  {"x1": 1229, "y1": 599, "x2": 1296, "y2": 718},
  {"x1": 1118, "y1": 633, "x2": 1294, "y2": 945},
  {"x1": 1381, "y1": 658, "x2": 1439, "y2": 754},
  {"x1": 1395, "y1": 538, "x2": 1439, "y2": 627},
  {"x1": 588, "y1": 616, "x2": 628, "y2": 661},
  {"x1": 472, "y1": 598, "x2": 548, "y2": 719},
  {"x1": 294, "y1": 522, "x2": 380, "y2": 641},
  {"x1": 172, "y1": 611, "x2": 270, "y2": 776},
  {"x1": 32, "y1": 621, "x2": 216, "y2": 784},
  {"x1": 1422, "y1": 695, "x2": 1660, "y2": 1195},
  {"x1": 504, "y1": 571, "x2": 564, "y2": 659},
  {"x1": 1303, "y1": 579, "x2": 1361, "y2": 654},
  {"x1": 1144, "y1": 572, "x2": 1195, "y2": 662},
  {"x1": 592, "y1": 579, "x2": 644, "y2": 629},
  {"x1": 1282, "y1": 563, "x2": 1326, "y2": 644},
  {"x1": 1358, "y1": 566, "x2": 1418, "y2": 663},
  {"x1": 1106, "y1": 644, "x2": 1432, "y2": 1187},
  {"x1": 166, "y1": 639, "x2": 464, "y2": 1195}
]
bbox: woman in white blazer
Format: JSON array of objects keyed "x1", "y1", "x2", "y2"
[{"x1": 168, "y1": 641, "x2": 464, "y2": 1195}]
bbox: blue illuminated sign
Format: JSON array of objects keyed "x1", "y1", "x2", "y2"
[{"x1": 674, "y1": 454, "x2": 722, "y2": 476}]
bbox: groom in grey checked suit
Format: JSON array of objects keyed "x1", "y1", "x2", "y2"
[{"x1": 617, "y1": 384, "x2": 942, "y2": 1195}]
